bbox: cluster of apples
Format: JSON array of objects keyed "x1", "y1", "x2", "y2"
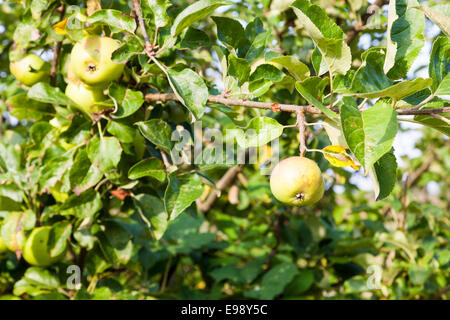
[
  {"x1": 65, "y1": 36, "x2": 124, "y2": 114},
  {"x1": 10, "y1": 35, "x2": 124, "y2": 115}
]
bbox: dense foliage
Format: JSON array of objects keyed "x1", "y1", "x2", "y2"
[{"x1": 0, "y1": 0, "x2": 448, "y2": 300}]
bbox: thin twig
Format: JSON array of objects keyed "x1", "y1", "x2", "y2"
[
  {"x1": 160, "y1": 150, "x2": 171, "y2": 169},
  {"x1": 429, "y1": 113, "x2": 450, "y2": 125},
  {"x1": 160, "y1": 255, "x2": 172, "y2": 292},
  {"x1": 196, "y1": 165, "x2": 244, "y2": 213},
  {"x1": 132, "y1": 0, "x2": 151, "y2": 51},
  {"x1": 414, "y1": 93, "x2": 436, "y2": 109},
  {"x1": 297, "y1": 110, "x2": 307, "y2": 157},
  {"x1": 50, "y1": 4, "x2": 66, "y2": 85},
  {"x1": 145, "y1": 93, "x2": 450, "y2": 116}
]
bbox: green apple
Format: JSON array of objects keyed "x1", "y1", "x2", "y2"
[
  {"x1": 70, "y1": 35, "x2": 125, "y2": 86},
  {"x1": 270, "y1": 156, "x2": 324, "y2": 206},
  {"x1": 22, "y1": 226, "x2": 67, "y2": 267},
  {"x1": 9, "y1": 54, "x2": 50, "y2": 86},
  {"x1": 65, "y1": 80, "x2": 107, "y2": 114}
]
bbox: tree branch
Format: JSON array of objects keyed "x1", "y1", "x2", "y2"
[
  {"x1": 196, "y1": 165, "x2": 244, "y2": 213},
  {"x1": 132, "y1": 0, "x2": 151, "y2": 51},
  {"x1": 145, "y1": 93, "x2": 450, "y2": 116}
]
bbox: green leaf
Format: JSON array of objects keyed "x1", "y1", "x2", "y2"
[
  {"x1": 1, "y1": 211, "x2": 34, "y2": 251},
  {"x1": 245, "y1": 262, "x2": 298, "y2": 300},
  {"x1": 242, "y1": 18, "x2": 269, "y2": 62},
  {"x1": 248, "y1": 79, "x2": 273, "y2": 97},
  {"x1": 48, "y1": 221, "x2": 72, "y2": 258},
  {"x1": 316, "y1": 38, "x2": 352, "y2": 76},
  {"x1": 87, "y1": 136, "x2": 123, "y2": 173},
  {"x1": 0, "y1": 143, "x2": 21, "y2": 172},
  {"x1": 39, "y1": 154, "x2": 74, "y2": 191},
  {"x1": 6, "y1": 93, "x2": 53, "y2": 121},
  {"x1": 109, "y1": 84, "x2": 144, "y2": 119},
  {"x1": 180, "y1": 28, "x2": 210, "y2": 49},
  {"x1": 368, "y1": 150, "x2": 398, "y2": 201},
  {"x1": 341, "y1": 101, "x2": 398, "y2": 172},
  {"x1": 429, "y1": 36, "x2": 450, "y2": 95},
  {"x1": 295, "y1": 81, "x2": 339, "y2": 119},
  {"x1": 311, "y1": 47, "x2": 329, "y2": 76},
  {"x1": 352, "y1": 51, "x2": 432, "y2": 100},
  {"x1": 228, "y1": 54, "x2": 250, "y2": 84},
  {"x1": 23, "y1": 267, "x2": 60, "y2": 289},
  {"x1": 171, "y1": 0, "x2": 233, "y2": 37},
  {"x1": 414, "y1": 5, "x2": 450, "y2": 37},
  {"x1": 234, "y1": 117, "x2": 284, "y2": 148},
  {"x1": 30, "y1": 0, "x2": 48, "y2": 19},
  {"x1": 87, "y1": 9, "x2": 136, "y2": 33},
  {"x1": 164, "y1": 174, "x2": 204, "y2": 220},
  {"x1": 291, "y1": 0, "x2": 345, "y2": 40},
  {"x1": 111, "y1": 35, "x2": 144, "y2": 64},
  {"x1": 136, "y1": 119, "x2": 173, "y2": 153},
  {"x1": 212, "y1": 16, "x2": 246, "y2": 49},
  {"x1": 355, "y1": 78, "x2": 433, "y2": 100},
  {"x1": 97, "y1": 223, "x2": 132, "y2": 267},
  {"x1": 146, "y1": 0, "x2": 171, "y2": 28},
  {"x1": 291, "y1": 0, "x2": 351, "y2": 76},
  {"x1": 284, "y1": 270, "x2": 315, "y2": 296},
  {"x1": 167, "y1": 68, "x2": 208, "y2": 119},
  {"x1": 0, "y1": 184, "x2": 23, "y2": 202},
  {"x1": 297, "y1": 76, "x2": 329, "y2": 100},
  {"x1": 28, "y1": 83, "x2": 73, "y2": 106},
  {"x1": 69, "y1": 149, "x2": 103, "y2": 195},
  {"x1": 414, "y1": 101, "x2": 450, "y2": 136},
  {"x1": 106, "y1": 120, "x2": 137, "y2": 144},
  {"x1": 60, "y1": 189, "x2": 103, "y2": 218},
  {"x1": 409, "y1": 266, "x2": 432, "y2": 285},
  {"x1": 250, "y1": 64, "x2": 284, "y2": 82},
  {"x1": 133, "y1": 194, "x2": 168, "y2": 240},
  {"x1": 128, "y1": 158, "x2": 166, "y2": 182},
  {"x1": 384, "y1": 0, "x2": 425, "y2": 79},
  {"x1": 268, "y1": 55, "x2": 310, "y2": 81}
]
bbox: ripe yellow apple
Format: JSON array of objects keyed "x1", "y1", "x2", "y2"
[
  {"x1": 22, "y1": 226, "x2": 67, "y2": 267},
  {"x1": 70, "y1": 36, "x2": 125, "y2": 86},
  {"x1": 65, "y1": 80, "x2": 107, "y2": 114},
  {"x1": 9, "y1": 54, "x2": 50, "y2": 86},
  {"x1": 270, "y1": 156, "x2": 324, "y2": 206}
]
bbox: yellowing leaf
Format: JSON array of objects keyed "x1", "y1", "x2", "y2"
[
  {"x1": 53, "y1": 18, "x2": 68, "y2": 35},
  {"x1": 322, "y1": 145, "x2": 361, "y2": 170}
]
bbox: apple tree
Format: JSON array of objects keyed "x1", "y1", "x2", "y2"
[{"x1": 0, "y1": 0, "x2": 449, "y2": 300}]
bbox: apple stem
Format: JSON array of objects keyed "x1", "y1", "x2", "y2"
[{"x1": 296, "y1": 110, "x2": 307, "y2": 157}]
